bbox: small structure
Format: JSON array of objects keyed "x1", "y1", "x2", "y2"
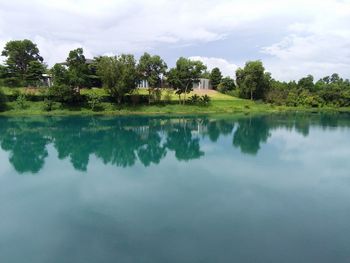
[
  {"x1": 193, "y1": 78, "x2": 212, "y2": 90},
  {"x1": 41, "y1": 74, "x2": 52, "y2": 87}
]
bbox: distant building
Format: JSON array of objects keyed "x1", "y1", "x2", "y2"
[
  {"x1": 137, "y1": 78, "x2": 212, "y2": 90},
  {"x1": 193, "y1": 78, "x2": 212, "y2": 90},
  {"x1": 41, "y1": 74, "x2": 52, "y2": 87}
]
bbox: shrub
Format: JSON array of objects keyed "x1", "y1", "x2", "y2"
[
  {"x1": 0, "y1": 88, "x2": 7, "y2": 111},
  {"x1": 188, "y1": 94, "x2": 201, "y2": 104},
  {"x1": 16, "y1": 93, "x2": 27, "y2": 109},
  {"x1": 42, "y1": 98, "x2": 54, "y2": 111},
  {"x1": 87, "y1": 91, "x2": 102, "y2": 111},
  {"x1": 49, "y1": 85, "x2": 79, "y2": 104},
  {"x1": 200, "y1": 95, "x2": 211, "y2": 106}
]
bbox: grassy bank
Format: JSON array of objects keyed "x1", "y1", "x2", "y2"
[{"x1": 0, "y1": 87, "x2": 349, "y2": 116}]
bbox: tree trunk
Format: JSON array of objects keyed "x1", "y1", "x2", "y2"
[{"x1": 250, "y1": 89, "x2": 253, "y2": 100}]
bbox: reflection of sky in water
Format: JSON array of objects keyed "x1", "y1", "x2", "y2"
[{"x1": 1, "y1": 114, "x2": 350, "y2": 263}]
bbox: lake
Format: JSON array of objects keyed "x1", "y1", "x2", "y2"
[{"x1": 0, "y1": 113, "x2": 350, "y2": 263}]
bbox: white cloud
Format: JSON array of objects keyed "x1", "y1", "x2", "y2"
[
  {"x1": 262, "y1": 0, "x2": 350, "y2": 81},
  {"x1": 189, "y1": 56, "x2": 238, "y2": 77},
  {"x1": 0, "y1": 0, "x2": 349, "y2": 80}
]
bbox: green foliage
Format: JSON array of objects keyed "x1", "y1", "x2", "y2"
[
  {"x1": 267, "y1": 73, "x2": 350, "y2": 107},
  {"x1": 188, "y1": 94, "x2": 211, "y2": 106},
  {"x1": 66, "y1": 48, "x2": 88, "y2": 89},
  {"x1": 209, "y1": 67, "x2": 223, "y2": 90},
  {"x1": 138, "y1": 52, "x2": 167, "y2": 104},
  {"x1": 25, "y1": 61, "x2": 46, "y2": 86},
  {"x1": 87, "y1": 91, "x2": 102, "y2": 111},
  {"x1": 15, "y1": 93, "x2": 27, "y2": 109},
  {"x1": 236, "y1": 61, "x2": 271, "y2": 100},
  {"x1": 51, "y1": 63, "x2": 69, "y2": 85},
  {"x1": 49, "y1": 85, "x2": 79, "y2": 104},
  {"x1": 167, "y1": 57, "x2": 207, "y2": 104},
  {"x1": 96, "y1": 54, "x2": 138, "y2": 104},
  {"x1": 0, "y1": 88, "x2": 7, "y2": 110},
  {"x1": 218, "y1": 76, "x2": 236, "y2": 93},
  {"x1": 201, "y1": 94, "x2": 211, "y2": 105},
  {"x1": 42, "y1": 98, "x2": 54, "y2": 111},
  {"x1": 1, "y1": 39, "x2": 44, "y2": 85}
]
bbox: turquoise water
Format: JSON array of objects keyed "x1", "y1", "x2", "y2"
[{"x1": 0, "y1": 113, "x2": 350, "y2": 263}]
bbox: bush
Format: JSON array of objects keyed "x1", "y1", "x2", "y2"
[
  {"x1": 87, "y1": 91, "x2": 102, "y2": 111},
  {"x1": 42, "y1": 98, "x2": 55, "y2": 111},
  {"x1": 49, "y1": 85, "x2": 79, "y2": 104},
  {"x1": 188, "y1": 94, "x2": 201, "y2": 104},
  {"x1": 200, "y1": 95, "x2": 211, "y2": 106},
  {"x1": 16, "y1": 93, "x2": 27, "y2": 109},
  {"x1": 0, "y1": 88, "x2": 7, "y2": 111},
  {"x1": 188, "y1": 94, "x2": 211, "y2": 106}
]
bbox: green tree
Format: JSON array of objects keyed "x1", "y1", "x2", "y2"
[
  {"x1": 137, "y1": 52, "x2": 167, "y2": 104},
  {"x1": 66, "y1": 48, "x2": 88, "y2": 91},
  {"x1": 50, "y1": 63, "x2": 69, "y2": 85},
  {"x1": 236, "y1": 61, "x2": 271, "y2": 100},
  {"x1": 25, "y1": 61, "x2": 46, "y2": 86},
  {"x1": 298, "y1": 75, "x2": 314, "y2": 91},
  {"x1": 217, "y1": 76, "x2": 236, "y2": 93},
  {"x1": 96, "y1": 54, "x2": 138, "y2": 104},
  {"x1": 1, "y1": 39, "x2": 44, "y2": 85},
  {"x1": 209, "y1": 67, "x2": 223, "y2": 90},
  {"x1": 167, "y1": 57, "x2": 206, "y2": 104}
]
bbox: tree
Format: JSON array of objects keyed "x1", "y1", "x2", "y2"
[
  {"x1": 137, "y1": 52, "x2": 167, "y2": 104},
  {"x1": 25, "y1": 61, "x2": 46, "y2": 86},
  {"x1": 66, "y1": 48, "x2": 88, "y2": 91},
  {"x1": 1, "y1": 39, "x2": 43, "y2": 83},
  {"x1": 50, "y1": 63, "x2": 69, "y2": 85},
  {"x1": 96, "y1": 54, "x2": 138, "y2": 104},
  {"x1": 209, "y1": 67, "x2": 223, "y2": 90},
  {"x1": 167, "y1": 57, "x2": 206, "y2": 104},
  {"x1": 217, "y1": 76, "x2": 236, "y2": 93},
  {"x1": 298, "y1": 75, "x2": 314, "y2": 91},
  {"x1": 236, "y1": 61, "x2": 271, "y2": 100}
]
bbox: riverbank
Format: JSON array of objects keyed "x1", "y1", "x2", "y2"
[{"x1": 0, "y1": 88, "x2": 349, "y2": 116}]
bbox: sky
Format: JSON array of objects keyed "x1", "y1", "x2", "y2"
[{"x1": 0, "y1": 0, "x2": 349, "y2": 81}]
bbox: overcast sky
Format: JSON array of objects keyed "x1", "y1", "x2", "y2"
[{"x1": 0, "y1": 0, "x2": 349, "y2": 81}]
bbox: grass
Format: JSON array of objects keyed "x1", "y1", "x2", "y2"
[{"x1": 0, "y1": 87, "x2": 349, "y2": 116}]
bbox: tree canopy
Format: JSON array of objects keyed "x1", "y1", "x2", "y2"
[
  {"x1": 210, "y1": 67, "x2": 223, "y2": 90},
  {"x1": 167, "y1": 57, "x2": 206, "y2": 104}
]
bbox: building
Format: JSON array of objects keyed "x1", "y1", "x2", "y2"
[
  {"x1": 192, "y1": 78, "x2": 212, "y2": 90},
  {"x1": 137, "y1": 78, "x2": 212, "y2": 90}
]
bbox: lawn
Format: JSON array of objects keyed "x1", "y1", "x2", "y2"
[{"x1": 0, "y1": 87, "x2": 348, "y2": 116}]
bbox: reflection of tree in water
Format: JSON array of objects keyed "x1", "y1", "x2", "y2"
[
  {"x1": 233, "y1": 117, "x2": 271, "y2": 155},
  {"x1": 0, "y1": 118, "x2": 50, "y2": 174},
  {"x1": 0, "y1": 113, "x2": 349, "y2": 174},
  {"x1": 166, "y1": 120, "x2": 204, "y2": 161}
]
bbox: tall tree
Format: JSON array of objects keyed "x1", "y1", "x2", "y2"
[
  {"x1": 298, "y1": 75, "x2": 314, "y2": 91},
  {"x1": 25, "y1": 61, "x2": 46, "y2": 86},
  {"x1": 66, "y1": 48, "x2": 88, "y2": 91},
  {"x1": 218, "y1": 76, "x2": 236, "y2": 93},
  {"x1": 209, "y1": 67, "x2": 223, "y2": 90},
  {"x1": 1, "y1": 39, "x2": 44, "y2": 84},
  {"x1": 137, "y1": 52, "x2": 167, "y2": 104},
  {"x1": 236, "y1": 61, "x2": 271, "y2": 100},
  {"x1": 167, "y1": 57, "x2": 206, "y2": 104},
  {"x1": 96, "y1": 54, "x2": 138, "y2": 104},
  {"x1": 50, "y1": 63, "x2": 69, "y2": 85}
]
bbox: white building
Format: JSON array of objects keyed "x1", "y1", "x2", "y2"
[{"x1": 192, "y1": 78, "x2": 212, "y2": 90}]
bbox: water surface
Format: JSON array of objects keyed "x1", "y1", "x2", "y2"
[{"x1": 1, "y1": 113, "x2": 350, "y2": 263}]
